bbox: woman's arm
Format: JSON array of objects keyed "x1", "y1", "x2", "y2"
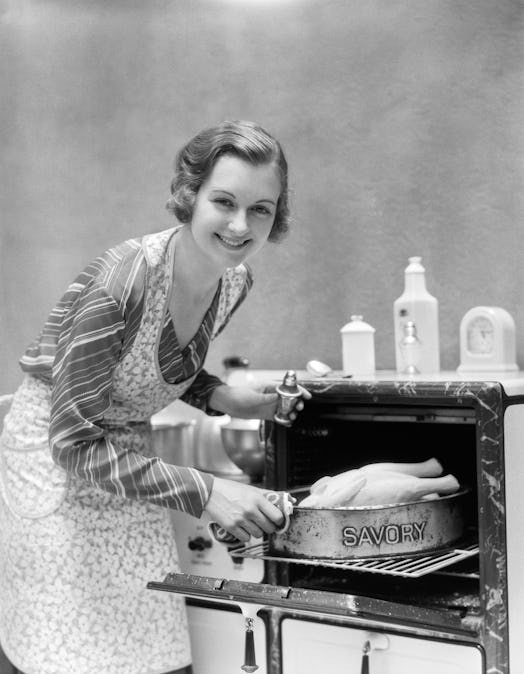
[
  {"x1": 179, "y1": 369, "x2": 226, "y2": 414},
  {"x1": 208, "y1": 383, "x2": 311, "y2": 420},
  {"x1": 208, "y1": 384, "x2": 279, "y2": 419},
  {"x1": 49, "y1": 281, "x2": 214, "y2": 517}
]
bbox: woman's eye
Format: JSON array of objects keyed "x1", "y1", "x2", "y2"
[
  {"x1": 214, "y1": 198, "x2": 234, "y2": 208},
  {"x1": 252, "y1": 205, "x2": 271, "y2": 216}
]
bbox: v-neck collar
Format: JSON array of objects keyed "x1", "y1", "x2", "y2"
[
  {"x1": 157, "y1": 227, "x2": 223, "y2": 384},
  {"x1": 168, "y1": 279, "x2": 222, "y2": 359}
]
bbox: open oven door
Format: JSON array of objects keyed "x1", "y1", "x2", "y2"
[
  {"x1": 147, "y1": 572, "x2": 484, "y2": 673},
  {"x1": 147, "y1": 570, "x2": 474, "y2": 633}
]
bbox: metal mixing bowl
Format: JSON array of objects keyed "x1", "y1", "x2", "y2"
[
  {"x1": 151, "y1": 420, "x2": 196, "y2": 466},
  {"x1": 220, "y1": 419, "x2": 265, "y2": 480}
]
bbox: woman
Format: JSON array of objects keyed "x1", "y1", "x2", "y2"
[{"x1": 0, "y1": 120, "x2": 308, "y2": 674}]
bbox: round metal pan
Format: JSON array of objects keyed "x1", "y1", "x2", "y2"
[{"x1": 268, "y1": 488, "x2": 472, "y2": 560}]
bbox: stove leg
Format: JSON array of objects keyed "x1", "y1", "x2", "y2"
[{"x1": 266, "y1": 609, "x2": 284, "y2": 674}]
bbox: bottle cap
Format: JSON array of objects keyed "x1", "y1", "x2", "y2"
[
  {"x1": 340, "y1": 315, "x2": 375, "y2": 334},
  {"x1": 406, "y1": 257, "x2": 425, "y2": 273},
  {"x1": 281, "y1": 370, "x2": 299, "y2": 391}
]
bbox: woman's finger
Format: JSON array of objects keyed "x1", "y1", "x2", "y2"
[
  {"x1": 298, "y1": 384, "x2": 312, "y2": 399},
  {"x1": 240, "y1": 520, "x2": 266, "y2": 539},
  {"x1": 224, "y1": 525, "x2": 251, "y2": 543},
  {"x1": 229, "y1": 511, "x2": 273, "y2": 539},
  {"x1": 257, "y1": 498, "x2": 285, "y2": 529}
]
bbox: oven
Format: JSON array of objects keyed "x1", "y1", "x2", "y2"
[{"x1": 150, "y1": 373, "x2": 524, "y2": 674}]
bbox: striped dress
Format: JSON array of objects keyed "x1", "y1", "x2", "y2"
[{"x1": 0, "y1": 226, "x2": 253, "y2": 674}]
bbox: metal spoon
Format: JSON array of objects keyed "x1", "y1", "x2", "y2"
[{"x1": 306, "y1": 360, "x2": 333, "y2": 377}]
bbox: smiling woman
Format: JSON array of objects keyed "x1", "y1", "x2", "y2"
[
  {"x1": 0, "y1": 120, "x2": 309, "y2": 674},
  {"x1": 166, "y1": 119, "x2": 290, "y2": 243},
  {"x1": 180, "y1": 155, "x2": 281, "y2": 267}
]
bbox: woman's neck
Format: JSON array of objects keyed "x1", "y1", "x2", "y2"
[{"x1": 173, "y1": 225, "x2": 222, "y2": 301}]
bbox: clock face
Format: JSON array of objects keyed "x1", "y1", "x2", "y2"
[
  {"x1": 467, "y1": 316, "x2": 494, "y2": 354},
  {"x1": 458, "y1": 306, "x2": 518, "y2": 373}
]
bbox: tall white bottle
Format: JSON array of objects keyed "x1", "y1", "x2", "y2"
[{"x1": 394, "y1": 257, "x2": 440, "y2": 374}]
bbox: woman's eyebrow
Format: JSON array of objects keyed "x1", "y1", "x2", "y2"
[
  {"x1": 210, "y1": 189, "x2": 275, "y2": 205},
  {"x1": 210, "y1": 189, "x2": 235, "y2": 196}
]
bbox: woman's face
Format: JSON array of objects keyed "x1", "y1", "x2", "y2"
[{"x1": 189, "y1": 154, "x2": 281, "y2": 270}]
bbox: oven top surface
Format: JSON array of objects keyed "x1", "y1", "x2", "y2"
[{"x1": 254, "y1": 369, "x2": 524, "y2": 397}]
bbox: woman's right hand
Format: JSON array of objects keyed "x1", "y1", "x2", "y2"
[{"x1": 203, "y1": 477, "x2": 285, "y2": 542}]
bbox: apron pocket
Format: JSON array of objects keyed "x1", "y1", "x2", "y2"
[{"x1": 0, "y1": 439, "x2": 69, "y2": 519}]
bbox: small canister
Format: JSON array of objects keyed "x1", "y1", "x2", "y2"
[
  {"x1": 274, "y1": 370, "x2": 302, "y2": 427},
  {"x1": 340, "y1": 315, "x2": 376, "y2": 377}
]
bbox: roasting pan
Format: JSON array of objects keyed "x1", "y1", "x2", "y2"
[{"x1": 268, "y1": 488, "x2": 472, "y2": 560}]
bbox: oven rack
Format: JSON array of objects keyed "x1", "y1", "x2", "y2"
[{"x1": 230, "y1": 541, "x2": 479, "y2": 578}]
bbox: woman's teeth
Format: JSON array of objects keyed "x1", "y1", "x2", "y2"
[{"x1": 216, "y1": 234, "x2": 248, "y2": 249}]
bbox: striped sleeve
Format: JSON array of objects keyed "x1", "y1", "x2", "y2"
[
  {"x1": 48, "y1": 279, "x2": 213, "y2": 517},
  {"x1": 180, "y1": 369, "x2": 225, "y2": 413}
]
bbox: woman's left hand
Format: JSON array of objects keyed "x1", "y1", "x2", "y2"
[{"x1": 209, "y1": 384, "x2": 311, "y2": 420}]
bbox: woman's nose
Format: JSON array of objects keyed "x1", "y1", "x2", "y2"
[{"x1": 227, "y1": 211, "x2": 249, "y2": 235}]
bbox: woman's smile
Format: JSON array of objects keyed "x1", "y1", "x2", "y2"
[{"x1": 214, "y1": 232, "x2": 251, "y2": 250}]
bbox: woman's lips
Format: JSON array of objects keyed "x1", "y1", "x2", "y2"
[{"x1": 215, "y1": 233, "x2": 250, "y2": 250}]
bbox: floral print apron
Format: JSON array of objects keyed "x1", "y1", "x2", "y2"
[{"x1": 0, "y1": 228, "x2": 246, "y2": 674}]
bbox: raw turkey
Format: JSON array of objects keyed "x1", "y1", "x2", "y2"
[{"x1": 299, "y1": 458, "x2": 460, "y2": 508}]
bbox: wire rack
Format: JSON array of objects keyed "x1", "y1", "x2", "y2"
[{"x1": 230, "y1": 541, "x2": 479, "y2": 579}]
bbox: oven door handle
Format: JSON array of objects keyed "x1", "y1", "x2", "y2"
[
  {"x1": 361, "y1": 640, "x2": 370, "y2": 674},
  {"x1": 360, "y1": 634, "x2": 389, "y2": 674}
]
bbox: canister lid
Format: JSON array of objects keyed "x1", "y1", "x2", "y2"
[{"x1": 340, "y1": 315, "x2": 376, "y2": 333}]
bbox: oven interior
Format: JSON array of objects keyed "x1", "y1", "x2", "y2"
[{"x1": 262, "y1": 401, "x2": 480, "y2": 616}]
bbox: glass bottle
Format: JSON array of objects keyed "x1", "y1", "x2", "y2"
[
  {"x1": 393, "y1": 257, "x2": 440, "y2": 374},
  {"x1": 399, "y1": 320, "x2": 422, "y2": 374}
]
